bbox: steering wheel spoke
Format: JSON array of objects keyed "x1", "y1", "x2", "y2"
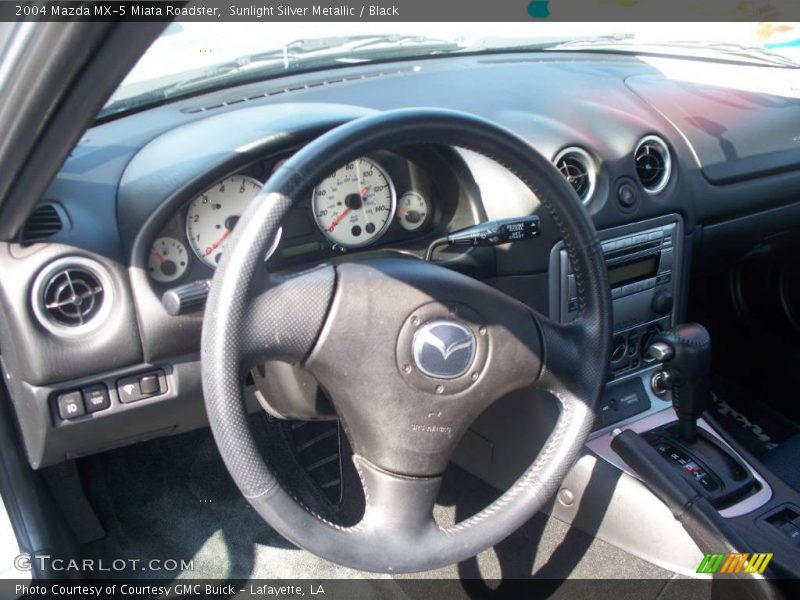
[
  {"x1": 533, "y1": 314, "x2": 604, "y2": 408},
  {"x1": 238, "y1": 265, "x2": 336, "y2": 366},
  {"x1": 354, "y1": 456, "x2": 442, "y2": 538}
]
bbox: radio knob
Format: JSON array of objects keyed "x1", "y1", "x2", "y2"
[{"x1": 651, "y1": 291, "x2": 674, "y2": 315}]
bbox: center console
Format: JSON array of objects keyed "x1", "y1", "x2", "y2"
[
  {"x1": 545, "y1": 214, "x2": 800, "y2": 582},
  {"x1": 550, "y1": 214, "x2": 683, "y2": 429},
  {"x1": 551, "y1": 215, "x2": 681, "y2": 377},
  {"x1": 458, "y1": 213, "x2": 795, "y2": 578},
  {"x1": 551, "y1": 215, "x2": 770, "y2": 511},
  {"x1": 551, "y1": 214, "x2": 772, "y2": 512}
]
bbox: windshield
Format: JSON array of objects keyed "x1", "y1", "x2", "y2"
[{"x1": 102, "y1": 22, "x2": 800, "y2": 119}]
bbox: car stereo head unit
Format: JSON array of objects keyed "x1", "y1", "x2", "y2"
[{"x1": 551, "y1": 216, "x2": 683, "y2": 376}]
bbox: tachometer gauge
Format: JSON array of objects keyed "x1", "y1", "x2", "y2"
[
  {"x1": 149, "y1": 237, "x2": 188, "y2": 283},
  {"x1": 186, "y1": 175, "x2": 262, "y2": 268},
  {"x1": 312, "y1": 158, "x2": 395, "y2": 248},
  {"x1": 397, "y1": 191, "x2": 429, "y2": 231}
]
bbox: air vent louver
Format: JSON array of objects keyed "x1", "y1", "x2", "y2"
[
  {"x1": 634, "y1": 136, "x2": 671, "y2": 194},
  {"x1": 19, "y1": 203, "x2": 65, "y2": 244},
  {"x1": 554, "y1": 147, "x2": 596, "y2": 204},
  {"x1": 31, "y1": 258, "x2": 112, "y2": 336},
  {"x1": 43, "y1": 268, "x2": 103, "y2": 327}
]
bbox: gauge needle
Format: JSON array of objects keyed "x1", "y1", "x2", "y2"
[
  {"x1": 152, "y1": 249, "x2": 166, "y2": 262},
  {"x1": 326, "y1": 208, "x2": 351, "y2": 232},
  {"x1": 204, "y1": 228, "x2": 231, "y2": 257}
]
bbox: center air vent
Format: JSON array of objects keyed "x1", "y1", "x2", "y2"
[
  {"x1": 31, "y1": 257, "x2": 113, "y2": 336},
  {"x1": 554, "y1": 147, "x2": 596, "y2": 204},
  {"x1": 18, "y1": 202, "x2": 66, "y2": 244},
  {"x1": 634, "y1": 135, "x2": 672, "y2": 194}
]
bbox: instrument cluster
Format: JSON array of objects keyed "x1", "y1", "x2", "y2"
[{"x1": 147, "y1": 151, "x2": 442, "y2": 288}]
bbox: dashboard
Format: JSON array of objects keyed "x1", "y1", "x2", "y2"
[{"x1": 2, "y1": 51, "x2": 800, "y2": 469}]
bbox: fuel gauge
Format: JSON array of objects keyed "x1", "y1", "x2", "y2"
[
  {"x1": 149, "y1": 237, "x2": 188, "y2": 283},
  {"x1": 397, "y1": 191, "x2": 429, "y2": 231}
]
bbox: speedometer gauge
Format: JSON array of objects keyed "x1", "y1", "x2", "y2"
[
  {"x1": 186, "y1": 175, "x2": 262, "y2": 268},
  {"x1": 312, "y1": 158, "x2": 395, "y2": 248}
]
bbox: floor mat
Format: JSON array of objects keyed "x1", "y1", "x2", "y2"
[{"x1": 77, "y1": 417, "x2": 674, "y2": 583}]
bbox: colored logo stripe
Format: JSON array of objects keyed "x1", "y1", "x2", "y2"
[
  {"x1": 697, "y1": 553, "x2": 726, "y2": 574},
  {"x1": 697, "y1": 553, "x2": 773, "y2": 574}
]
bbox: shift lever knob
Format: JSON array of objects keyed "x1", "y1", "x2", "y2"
[{"x1": 648, "y1": 323, "x2": 711, "y2": 442}]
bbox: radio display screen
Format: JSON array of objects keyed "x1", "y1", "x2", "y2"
[{"x1": 608, "y1": 256, "x2": 658, "y2": 288}]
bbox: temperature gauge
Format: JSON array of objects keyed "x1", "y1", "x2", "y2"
[
  {"x1": 397, "y1": 191, "x2": 429, "y2": 231},
  {"x1": 149, "y1": 237, "x2": 188, "y2": 283}
]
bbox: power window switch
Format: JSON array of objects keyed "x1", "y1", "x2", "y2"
[
  {"x1": 83, "y1": 384, "x2": 110, "y2": 413},
  {"x1": 57, "y1": 391, "x2": 85, "y2": 420}
]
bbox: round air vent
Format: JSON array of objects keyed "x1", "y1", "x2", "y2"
[
  {"x1": 554, "y1": 147, "x2": 596, "y2": 204},
  {"x1": 634, "y1": 135, "x2": 672, "y2": 194},
  {"x1": 31, "y1": 257, "x2": 113, "y2": 336}
]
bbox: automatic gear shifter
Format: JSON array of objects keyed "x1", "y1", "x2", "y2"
[
  {"x1": 648, "y1": 322, "x2": 711, "y2": 442},
  {"x1": 629, "y1": 323, "x2": 756, "y2": 508}
]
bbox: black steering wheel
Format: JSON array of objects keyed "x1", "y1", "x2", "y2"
[{"x1": 201, "y1": 108, "x2": 612, "y2": 573}]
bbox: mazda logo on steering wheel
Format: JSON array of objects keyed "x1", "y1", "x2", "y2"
[{"x1": 412, "y1": 320, "x2": 477, "y2": 380}]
